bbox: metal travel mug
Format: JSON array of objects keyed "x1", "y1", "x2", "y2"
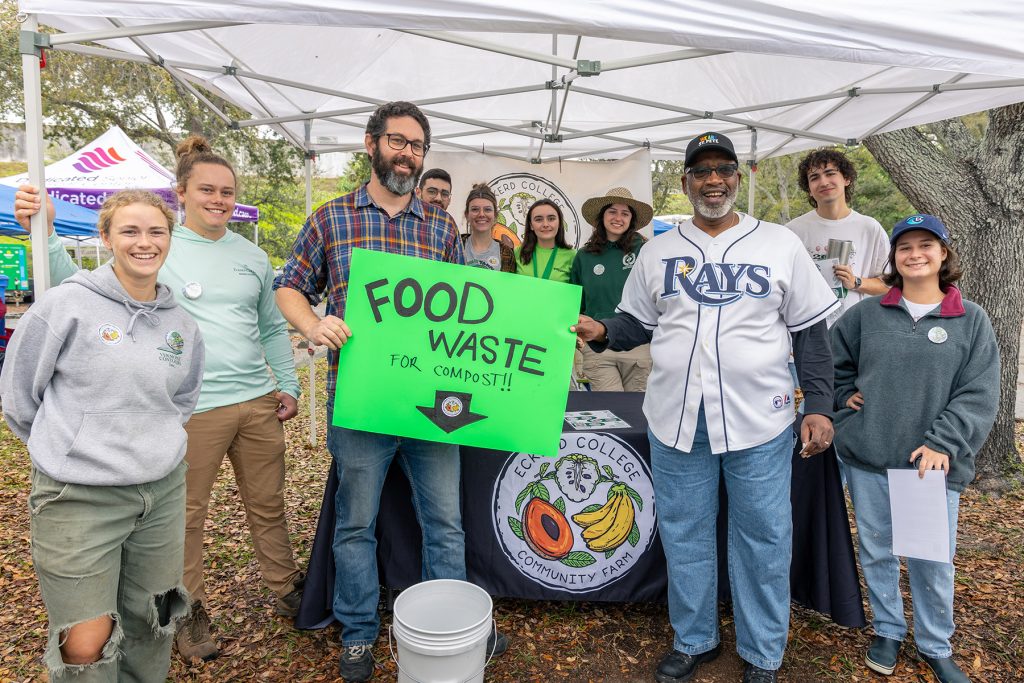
[{"x1": 826, "y1": 239, "x2": 854, "y2": 265}]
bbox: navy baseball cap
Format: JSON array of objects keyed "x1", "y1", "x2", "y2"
[
  {"x1": 890, "y1": 214, "x2": 950, "y2": 245},
  {"x1": 684, "y1": 132, "x2": 738, "y2": 167}
]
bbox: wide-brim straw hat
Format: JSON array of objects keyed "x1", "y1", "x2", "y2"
[{"x1": 581, "y1": 187, "x2": 654, "y2": 230}]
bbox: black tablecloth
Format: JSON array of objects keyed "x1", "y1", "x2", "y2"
[{"x1": 296, "y1": 392, "x2": 864, "y2": 629}]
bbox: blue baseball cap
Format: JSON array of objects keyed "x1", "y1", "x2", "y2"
[{"x1": 890, "y1": 214, "x2": 950, "y2": 245}]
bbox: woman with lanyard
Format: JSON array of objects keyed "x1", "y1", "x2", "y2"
[
  {"x1": 570, "y1": 187, "x2": 652, "y2": 391},
  {"x1": 831, "y1": 214, "x2": 998, "y2": 683},
  {"x1": 1, "y1": 190, "x2": 204, "y2": 681},
  {"x1": 514, "y1": 198, "x2": 575, "y2": 283},
  {"x1": 462, "y1": 183, "x2": 515, "y2": 272},
  {"x1": 13, "y1": 135, "x2": 304, "y2": 664}
]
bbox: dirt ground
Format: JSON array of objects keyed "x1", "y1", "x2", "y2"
[{"x1": 0, "y1": 358, "x2": 1021, "y2": 682}]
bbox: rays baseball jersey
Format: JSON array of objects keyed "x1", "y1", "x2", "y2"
[{"x1": 615, "y1": 214, "x2": 840, "y2": 454}]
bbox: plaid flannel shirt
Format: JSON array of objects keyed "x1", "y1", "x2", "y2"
[{"x1": 273, "y1": 184, "x2": 464, "y2": 398}]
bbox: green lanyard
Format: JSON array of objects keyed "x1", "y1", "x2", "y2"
[{"x1": 532, "y1": 247, "x2": 558, "y2": 280}]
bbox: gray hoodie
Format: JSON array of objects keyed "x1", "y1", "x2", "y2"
[{"x1": 0, "y1": 263, "x2": 205, "y2": 485}]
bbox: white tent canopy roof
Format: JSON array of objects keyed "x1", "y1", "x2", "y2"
[{"x1": 18, "y1": 0, "x2": 1024, "y2": 162}]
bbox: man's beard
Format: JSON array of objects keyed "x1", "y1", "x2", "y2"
[
  {"x1": 687, "y1": 176, "x2": 737, "y2": 220},
  {"x1": 372, "y1": 149, "x2": 421, "y2": 196}
]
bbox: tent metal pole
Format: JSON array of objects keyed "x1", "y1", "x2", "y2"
[
  {"x1": 253, "y1": 222, "x2": 259, "y2": 247},
  {"x1": 601, "y1": 48, "x2": 728, "y2": 71},
  {"x1": 747, "y1": 129, "x2": 758, "y2": 217},
  {"x1": 48, "y1": 20, "x2": 241, "y2": 45},
  {"x1": 861, "y1": 73, "x2": 969, "y2": 138},
  {"x1": 235, "y1": 85, "x2": 546, "y2": 128},
  {"x1": 76, "y1": 245, "x2": 82, "y2": 268},
  {"x1": 398, "y1": 29, "x2": 576, "y2": 69},
  {"x1": 304, "y1": 121, "x2": 317, "y2": 447},
  {"x1": 560, "y1": 114, "x2": 701, "y2": 140},
  {"x1": 20, "y1": 15, "x2": 50, "y2": 294}
]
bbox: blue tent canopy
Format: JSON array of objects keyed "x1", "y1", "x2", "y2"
[{"x1": 0, "y1": 184, "x2": 98, "y2": 237}]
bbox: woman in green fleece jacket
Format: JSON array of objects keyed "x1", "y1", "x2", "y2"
[
  {"x1": 830, "y1": 214, "x2": 999, "y2": 683},
  {"x1": 14, "y1": 136, "x2": 304, "y2": 662}
]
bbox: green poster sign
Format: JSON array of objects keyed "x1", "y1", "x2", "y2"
[
  {"x1": 0, "y1": 243, "x2": 29, "y2": 290},
  {"x1": 332, "y1": 248, "x2": 582, "y2": 457}
]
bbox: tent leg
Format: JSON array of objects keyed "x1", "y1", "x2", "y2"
[
  {"x1": 304, "y1": 121, "x2": 316, "y2": 447},
  {"x1": 254, "y1": 222, "x2": 259, "y2": 247},
  {"x1": 20, "y1": 14, "x2": 51, "y2": 294},
  {"x1": 746, "y1": 128, "x2": 758, "y2": 217},
  {"x1": 76, "y1": 245, "x2": 82, "y2": 268}
]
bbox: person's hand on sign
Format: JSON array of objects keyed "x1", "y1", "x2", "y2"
[
  {"x1": 571, "y1": 314, "x2": 608, "y2": 348},
  {"x1": 304, "y1": 314, "x2": 352, "y2": 350},
  {"x1": 833, "y1": 263, "x2": 857, "y2": 290},
  {"x1": 910, "y1": 444, "x2": 950, "y2": 479},
  {"x1": 13, "y1": 184, "x2": 56, "y2": 236},
  {"x1": 275, "y1": 391, "x2": 299, "y2": 422},
  {"x1": 798, "y1": 413, "x2": 834, "y2": 458}
]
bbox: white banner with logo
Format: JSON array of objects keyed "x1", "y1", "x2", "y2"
[{"x1": 427, "y1": 149, "x2": 653, "y2": 249}]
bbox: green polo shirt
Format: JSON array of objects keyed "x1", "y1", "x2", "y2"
[{"x1": 569, "y1": 240, "x2": 645, "y2": 319}]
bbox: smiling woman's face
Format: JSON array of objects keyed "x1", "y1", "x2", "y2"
[{"x1": 177, "y1": 162, "x2": 236, "y2": 236}]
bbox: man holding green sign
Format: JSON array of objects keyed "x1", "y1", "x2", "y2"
[{"x1": 275, "y1": 101, "x2": 513, "y2": 682}]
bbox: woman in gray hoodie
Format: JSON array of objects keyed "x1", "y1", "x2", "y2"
[{"x1": 0, "y1": 190, "x2": 204, "y2": 682}]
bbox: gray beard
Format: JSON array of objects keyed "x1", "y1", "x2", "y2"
[
  {"x1": 687, "y1": 178, "x2": 737, "y2": 220},
  {"x1": 372, "y1": 150, "x2": 420, "y2": 196}
]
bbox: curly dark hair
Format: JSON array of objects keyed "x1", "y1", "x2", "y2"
[
  {"x1": 582, "y1": 203, "x2": 646, "y2": 254},
  {"x1": 882, "y1": 235, "x2": 963, "y2": 291},
  {"x1": 365, "y1": 101, "x2": 431, "y2": 149},
  {"x1": 518, "y1": 199, "x2": 571, "y2": 266},
  {"x1": 797, "y1": 148, "x2": 857, "y2": 208}
]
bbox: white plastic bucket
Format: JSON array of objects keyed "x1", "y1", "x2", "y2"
[{"x1": 390, "y1": 579, "x2": 493, "y2": 683}]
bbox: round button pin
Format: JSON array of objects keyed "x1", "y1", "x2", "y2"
[
  {"x1": 593, "y1": 264, "x2": 605, "y2": 275},
  {"x1": 182, "y1": 282, "x2": 203, "y2": 300},
  {"x1": 928, "y1": 327, "x2": 948, "y2": 344}
]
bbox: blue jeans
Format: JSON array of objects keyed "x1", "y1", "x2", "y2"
[
  {"x1": 327, "y1": 425, "x2": 466, "y2": 646},
  {"x1": 649, "y1": 404, "x2": 795, "y2": 671},
  {"x1": 845, "y1": 466, "x2": 960, "y2": 659}
]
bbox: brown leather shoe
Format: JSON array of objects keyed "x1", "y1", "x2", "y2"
[{"x1": 175, "y1": 601, "x2": 219, "y2": 662}]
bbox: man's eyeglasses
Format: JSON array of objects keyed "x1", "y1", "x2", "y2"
[
  {"x1": 423, "y1": 187, "x2": 451, "y2": 200},
  {"x1": 383, "y1": 133, "x2": 428, "y2": 156},
  {"x1": 685, "y1": 162, "x2": 739, "y2": 180}
]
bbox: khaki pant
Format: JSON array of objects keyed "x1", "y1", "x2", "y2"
[
  {"x1": 580, "y1": 343, "x2": 652, "y2": 392},
  {"x1": 183, "y1": 393, "x2": 299, "y2": 604}
]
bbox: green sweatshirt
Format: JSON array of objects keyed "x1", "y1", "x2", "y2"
[
  {"x1": 569, "y1": 239, "x2": 644, "y2": 319},
  {"x1": 48, "y1": 227, "x2": 299, "y2": 413}
]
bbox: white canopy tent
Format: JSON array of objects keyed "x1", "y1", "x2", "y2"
[{"x1": 16, "y1": 0, "x2": 1024, "y2": 442}]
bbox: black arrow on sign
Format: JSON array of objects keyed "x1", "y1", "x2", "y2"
[{"x1": 417, "y1": 390, "x2": 488, "y2": 434}]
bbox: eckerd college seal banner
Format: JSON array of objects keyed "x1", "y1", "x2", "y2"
[
  {"x1": 332, "y1": 248, "x2": 581, "y2": 456},
  {"x1": 427, "y1": 149, "x2": 654, "y2": 247}
]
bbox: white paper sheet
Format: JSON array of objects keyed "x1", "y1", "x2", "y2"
[
  {"x1": 815, "y1": 258, "x2": 842, "y2": 288},
  {"x1": 564, "y1": 410, "x2": 631, "y2": 430},
  {"x1": 887, "y1": 469, "x2": 951, "y2": 563}
]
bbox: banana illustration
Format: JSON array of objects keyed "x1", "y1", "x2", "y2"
[
  {"x1": 571, "y1": 485, "x2": 638, "y2": 553},
  {"x1": 571, "y1": 495, "x2": 618, "y2": 528},
  {"x1": 580, "y1": 495, "x2": 624, "y2": 541},
  {"x1": 586, "y1": 494, "x2": 635, "y2": 552}
]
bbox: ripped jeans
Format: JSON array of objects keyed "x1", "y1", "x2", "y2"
[{"x1": 29, "y1": 461, "x2": 190, "y2": 682}]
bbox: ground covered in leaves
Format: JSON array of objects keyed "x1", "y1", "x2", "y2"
[{"x1": 1, "y1": 359, "x2": 1022, "y2": 682}]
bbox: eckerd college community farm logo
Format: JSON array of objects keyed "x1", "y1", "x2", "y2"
[
  {"x1": 492, "y1": 433, "x2": 656, "y2": 593},
  {"x1": 487, "y1": 173, "x2": 581, "y2": 249}
]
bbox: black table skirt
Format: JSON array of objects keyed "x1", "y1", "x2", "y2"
[{"x1": 296, "y1": 392, "x2": 864, "y2": 630}]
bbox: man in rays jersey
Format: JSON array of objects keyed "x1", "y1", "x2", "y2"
[{"x1": 574, "y1": 132, "x2": 838, "y2": 683}]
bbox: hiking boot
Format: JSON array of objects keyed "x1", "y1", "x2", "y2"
[
  {"x1": 920, "y1": 654, "x2": 970, "y2": 683},
  {"x1": 275, "y1": 572, "x2": 306, "y2": 617},
  {"x1": 338, "y1": 644, "x2": 374, "y2": 682},
  {"x1": 486, "y1": 628, "x2": 509, "y2": 657},
  {"x1": 742, "y1": 663, "x2": 779, "y2": 683},
  {"x1": 175, "y1": 601, "x2": 219, "y2": 662},
  {"x1": 654, "y1": 643, "x2": 722, "y2": 683},
  {"x1": 866, "y1": 636, "x2": 902, "y2": 675}
]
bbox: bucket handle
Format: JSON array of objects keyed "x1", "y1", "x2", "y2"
[{"x1": 387, "y1": 619, "x2": 497, "y2": 683}]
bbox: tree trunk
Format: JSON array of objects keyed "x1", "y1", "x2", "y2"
[{"x1": 865, "y1": 104, "x2": 1024, "y2": 489}]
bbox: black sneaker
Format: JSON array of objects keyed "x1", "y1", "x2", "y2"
[
  {"x1": 654, "y1": 643, "x2": 722, "y2": 683},
  {"x1": 920, "y1": 654, "x2": 970, "y2": 683},
  {"x1": 742, "y1": 663, "x2": 779, "y2": 683},
  {"x1": 866, "y1": 636, "x2": 901, "y2": 675},
  {"x1": 338, "y1": 644, "x2": 374, "y2": 682},
  {"x1": 486, "y1": 628, "x2": 509, "y2": 657}
]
